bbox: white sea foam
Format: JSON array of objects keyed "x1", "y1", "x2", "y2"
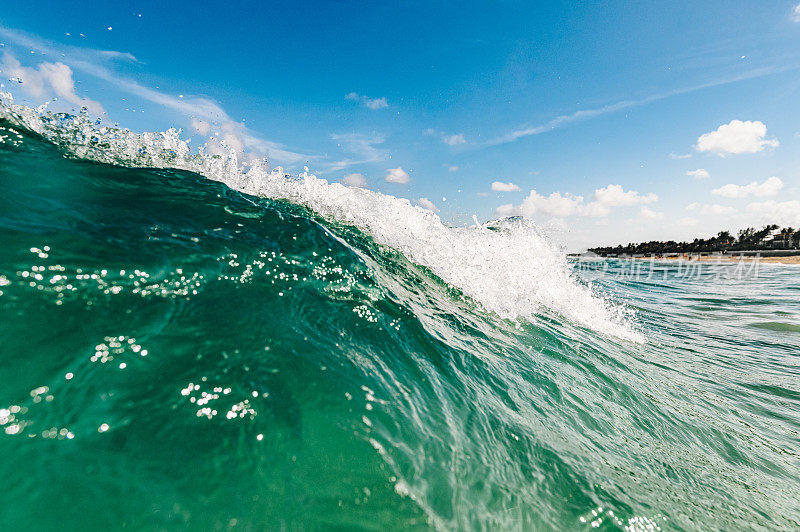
[{"x1": 0, "y1": 93, "x2": 640, "y2": 341}]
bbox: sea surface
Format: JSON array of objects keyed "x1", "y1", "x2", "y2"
[{"x1": 1, "y1": 99, "x2": 799, "y2": 530}]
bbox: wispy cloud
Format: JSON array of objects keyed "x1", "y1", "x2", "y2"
[
  {"x1": 686, "y1": 202, "x2": 736, "y2": 215},
  {"x1": 328, "y1": 132, "x2": 387, "y2": 171},
  {"x1": 747, "y1": 200, "x2": 800, "y2": 226},
  {"x1": 443, "y1": 133, "x2": 466, "y2": 146},
  {"x1": 485, "y1": 65, "x2": 798, "y2": 148},
  {"x1": 639, "y1": 206, "x2": 664, "y2": 221},
  {"x1": 1, "y1": 52, "x2": 104, "y2": 115},
  {"x1": 341, "y1": 173, "x2": 367, "y2": 187},
  {"x1": 426, "y1": 128, "x2": 467, "y2": 146},
  {"x1": 0, "y1": 25, "x2": 309, "y2": 164},
  {"x1": 345, "y1": 92, "x2": 388, "y2": 110},
  {"x1": 712, "y1": 176, "x2": 783, "y2": 198},
  {"x1": 685, "y1": 168, "x2": 710, "y2": 179},
  {"x1": 190, "y1": 118, "x2": 212, "y2": 136}
]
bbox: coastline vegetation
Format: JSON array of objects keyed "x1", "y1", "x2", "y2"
[{"x1": 589, "y1": 225, "x2": 800, "y2": 256}]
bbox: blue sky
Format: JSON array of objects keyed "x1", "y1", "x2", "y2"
[{"x1": 2, "y1": 1, "x2": 800, "y2": 249}]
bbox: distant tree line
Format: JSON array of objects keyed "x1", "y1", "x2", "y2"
[{"x1": 589, "y1": 225, "x2": 800, "y2": 256}]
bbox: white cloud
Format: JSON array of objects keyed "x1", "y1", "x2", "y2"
[
  {"x1": 425, "y1": 128, "x2": 466, "y2": 146},
  {"x1": 341, "y1": 173, "x2": 367, "y2": 187},
  {"x1": 695, "y1": 120, "x2": 779, "y2": 156},
  {"x1": 2, "y1": 53, "x2": 46, "y2": 96},
  {"x1": 1, "y1": 53, "x2": 104, "y2": 115},
  {"x1": 639, "y1": 207, "x2": 664, "y2": 220},
  {"x1": 707, "y1": 205, "x2": 736, "y2": 215},
  {"x1": 669, "y1": 152, "x2": 692, "y2": 160},
  {"x1": 491, "y1": 181, "x2": 520, "y2": 192},
  {"x1": 385, "y1": 167, "x2": 410, "y2": 184},
  {"x1": 204, "y1": 120, "x2": 291, "y2": 159},
  {"x1": 219, "y1": 122, "x2": 245, "y2": 152},
  {"x1": 191, "y1": 118, "x2": 211, "y2": 136},
  {"x1": 581, "y1": 201, "x2": 611, "y2": 217},
  {"x1": 678, "y1": 217, "x2": 698, "y2": 226},
  {"x1": 447, "y1": 165, "x2": 459, "y2": 172},
  {"x1": 329, "y1": 133, "x2": 386, "y2": 171},
  {"x1": 0, "y1": 27, "x2": 308, "y2": 164},
  {"x1": 747, "y1": 200, "x2": 800, "y2": 226},
  {"x1": 521, "y1": 191, "x2": 589, "y2": 217},
  {"x1": 494, "y1": 203, "x2": 517, "y2": 217},
  {"x1": 331, "y1": 133, "x2": 385, "y2": 160},
  {"x1": 501, "y1": 190, "x2": 603, "y2": 218},
  {"x1": 593, "y1": 184, "x2": 657, "y2": 206},
  {"x1": 487, "y1": 67, "x2": 791, "y2": 148},
  {"x1": 497, "y1": 184, "x2": 657, "y2": 219},
  {"x1": 792, "y1": 3, "x2": 800, "y2": 22},
  {"x1": 686, "y1": 168, "x2": 709, "y2": 179},
  {"x1": 686, "y1": 202, "x2": 736, "y2": 215},
  {"x1": 712, "y1": 176, "x2": 783, "y2": 198},
  {"x1": 39, "y1": 62, "x2": 105, "y2": 114},
  {"x1": 364, "y1": 98, "x2": 388, "y2": 110},
  {"x1": 345, "y1": 92, "x2": 388, "y2": 110},
  {"x1": 443, "y1": 133, "x2": 466, "y2": 146},
  {"x1": 417, "y1": 197, "x2": 438, "y2": 211}
]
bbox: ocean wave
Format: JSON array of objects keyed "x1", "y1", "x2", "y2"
[
  {"x1": 0, "y1": 92, "x2": 641, "y2": 342},
  {"x1": 2, "y1": 98, "x2": 800, "y2": 530}
]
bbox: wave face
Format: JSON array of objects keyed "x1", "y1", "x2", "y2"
[{"x1": 1, "y1": 104, "x2": 800, "y2": 530}]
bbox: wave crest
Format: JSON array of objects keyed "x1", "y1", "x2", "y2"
[{"x1": 0, "y1": 92, "x2": 640, "y2": 341}]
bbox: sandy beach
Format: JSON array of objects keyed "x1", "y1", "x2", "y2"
[{"x1": 628, "y1": 254, "x2": 800, "y2": 265}]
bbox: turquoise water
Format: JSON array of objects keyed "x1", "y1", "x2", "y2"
[{"x1": 1, "y1": 109, "x2": 799, "y2": 530}]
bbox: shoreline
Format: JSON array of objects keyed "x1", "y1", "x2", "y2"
[{"x1": 611, "y1": 254, "x2": 800, "y2": 265}]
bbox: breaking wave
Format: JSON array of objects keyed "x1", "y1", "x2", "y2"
[{"x1": 0, "y1": 92, "x2": 639, "y2": 342}]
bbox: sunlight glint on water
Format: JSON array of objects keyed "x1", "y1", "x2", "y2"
[{"x1": 0, "y1": 99, "x2": 799, "y2": 530}]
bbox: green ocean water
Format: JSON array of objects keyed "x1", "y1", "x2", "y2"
[{"x1": 1, "y1": 115, "x2": 800, "y2": 531}]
